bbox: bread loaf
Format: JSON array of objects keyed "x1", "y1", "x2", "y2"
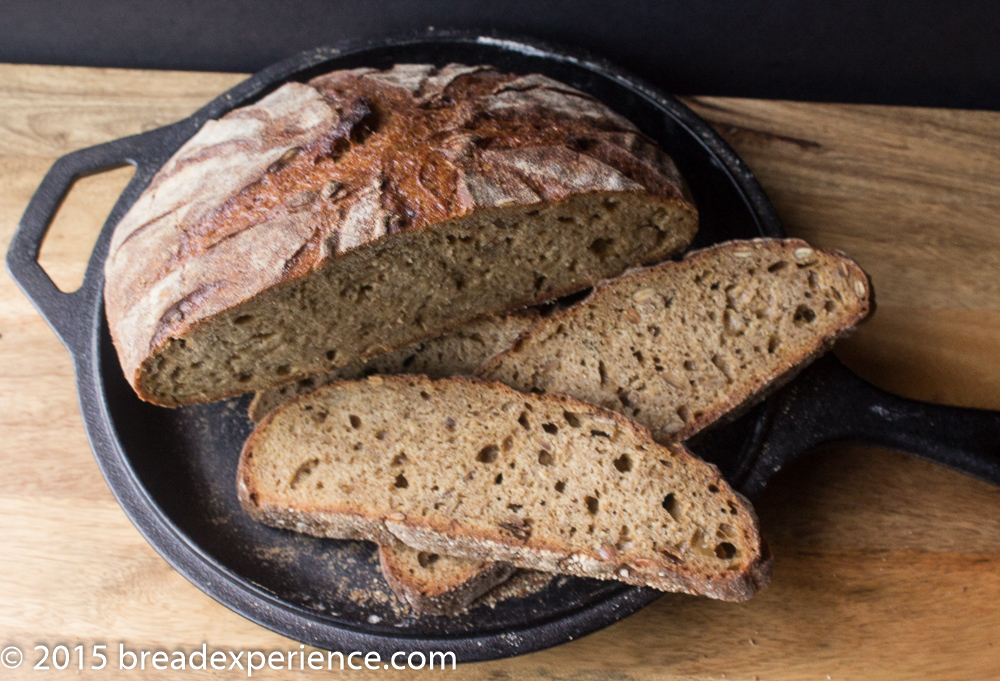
[
  {"x1": 479, "y1": 239, "x2": 872, "y2": 442},
  {"x1": 237, "y1": 375, "x2": 772, "y2": 602},
  {"x1": 104, "y1": 63, "x2": 698, "y2": 407}
]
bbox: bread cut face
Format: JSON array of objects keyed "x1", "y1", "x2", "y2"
[
  {"x1": 249, "y1": 311, "x2": 535, "y2": 613},
  {"x1": 104, "y1": 64, "x2": 697, "y2": 407},
  {"x1": 479, "y1": 239, "x2": 873, "y2": 442},
  {"x1": 237, "y1": 375, "x2": 772, "y2": 602},
  {"x1": 249, "y1": 311, "x2": 537, "y2": 422},
  {"x1": 377, "y1": 536, "x2": 515, "y2": 616}
]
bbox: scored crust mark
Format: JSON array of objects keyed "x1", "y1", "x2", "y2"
[
  {"x1": 478, "y1": 238, "x2": 874, "y2": 443},
  {"x1": 104, "y1": 63, "x2": 698, "y2": 407},
  {"x1": 236, "y1": 375, "x2": 773, "y2": 602}
]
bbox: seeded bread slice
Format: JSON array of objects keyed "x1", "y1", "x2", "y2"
[
  {"x1": 377, "y1": 536, "x2": 516, "y2": 615},
  {"x1": 237, "y1": 375, "x2": 773, "y2": 602},
  {"x1": 104, "y1": 64, "x2": 698, "y2": 407},
  {"x1": 249, "y1": 311, "x2": 534, "y2": 614},
  {"x1": 249, "y1": 311, "x2": 537, "y2": 422},
  {"x1": 478, "y1": 238, "x2": 873, "y2": 443}
]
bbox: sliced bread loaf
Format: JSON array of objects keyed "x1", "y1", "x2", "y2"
[
  {"x1": 237, "y1": 375, "x2": 772, "y2": 602},
  {"x1": 377, "y1": 536, "x2": 516, "y2": 615},
  {"x1": 248, "y1": 311, "x2": 537, "y2": 422},
  {"x1": 478, "y1": 238, "x2": 873, "y2": 442},
  {"x1": 104, "y1": 63, "x2": 698, "y2": 407},
  {"x1": 249, "y1": 311, "x2": 534, "y2": 614}
]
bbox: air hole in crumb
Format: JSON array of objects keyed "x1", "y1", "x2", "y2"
[
  {"x1": 237, "y1": 372, "x2": 253, "y2": 383},
  {"x1": 542, "y1": 422, "x2": 559, "y2": 435},
  {"x1": 677, "y1": 405, "x2": 691, "y2": 423},
  {"x1": 793, "y1": 304, "x2": 817, "y2": 324},
  {"x1": 825, "y1": 299, "x2": 836, "y2": 313},
  {"x1": 538, "y1": 450, "x2": 554, "y2": 466},
  {"x1": 518, "y1": 412, "x2": 530, "y2": 429},
  {"x1": 349, "y1": 415, "x2": 361, "y2": 429},
  {"x1": 589, "y1": 237, "x2": 614, "y2": 258},
  {"x1": 683, "y1": 360, "x2": 696, "y2": 371},
  {"x1": 289, "y1": 458, "x2": 319, "y2": 489},
  {"x1": 375, "y1": 430, "x2": 387, "y2": 440},
  {"x1": 507, "y1": 503, "x2": 522, "y2": 512},
  {"x1": 708, "y1": 484, "x2": 720, "y2": 493},
  {"x1": 325, "y1": 350, "x2": 337, "y2": 361},
  {"x1": 613, "y1": 454, "x2": 632, "y2": 473},
  {"x1": 768, "y1": 335, "x2": 781, "y2": 353},
  {"x1": 715, "y1": 543, "x2": 737, "y2": 559},
  {"x1": 477, "y1": 445, "x2": 499, "y2": 463},
  {"x1": 420, "y1": 391, "x2": 431, "y2": 400},
  {"x1": 445, "y1": 418, "x2": 457, "y2": 431},
  {"x1": 768, "y1": 261, "x2": 788, "y2": 273},
  {"x1": 563, "y1": 411, "x2": 581, "y2": 427},
  {"x1": 494, "y1": 473, "x2": 503, "y2": 485},
  {"x1": 394, "y1": 473, "x2": 408, "y2": 489},
  {"x1": 275, "y1": 365, "x2": 290, "y2": 376},
  {"x1": 555, "y1": 481, "x2": 566, "y2": 493},
  {"x1": 662, "y1": 493, "x2": 680, "y2": 520},
  {"x1": 233, "y1": 315, "x2": 253, "y2": 325},
  {"x1": 502, "y1": 435, "x2": 514, "y2": 451},
  {"x1": 585, "y1": 496, "x2": 599, "y2": 514},
  {"x1": 417, "y1": 552, "x2": 440, "y2": 568},
  {"x1": 391, "y1": 453, "x2": 408, "y2": 466}
]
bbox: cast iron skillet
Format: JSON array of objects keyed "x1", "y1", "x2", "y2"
[{"x1": 7, "y1": 32, "x2": 1000, "y2": 662}]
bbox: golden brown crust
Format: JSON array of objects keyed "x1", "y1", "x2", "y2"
[
  {"x1": 236, "y1": 374, "x2": 773, "y2": 602},
  {"x1": 104, "y1": 64, "x2": 696, "y2": 405}
]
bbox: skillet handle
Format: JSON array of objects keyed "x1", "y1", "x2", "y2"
[
  {"x1": 736, "y1": 354, "x2": 1000, "y2": 500},
  {"x1": 5, "y1": 126, "x2": 178, "y2": 355}
]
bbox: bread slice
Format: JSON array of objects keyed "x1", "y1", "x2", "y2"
[
  {"x1": 248, "y1": 311, "x2": 537, "y2": 422},
  {"x1": 249, "y1": 311, "x2": 534, "y2": 614},
  {"x1": 377, "y1": 536, "x2": 516, "y2": 615},
  {"x1": 104, "y1": 63, "x2": 698, "y2": 407},
  {"x1": 237, "y1": 375, "x2": 772, "y2": 602},
  {"x1": 478, "y1": 238, "x2": 873, "y2": 443}
]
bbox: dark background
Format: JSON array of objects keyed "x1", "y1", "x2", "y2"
[{"x1": 2, "y1": 0, "x2": 999, "y2": 110}]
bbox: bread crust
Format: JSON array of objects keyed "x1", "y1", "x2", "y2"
[
  {"x1": 104, "y1": 64, "x2": 697, "y2": 405},
  {"x1": 377, "y1": 539, "x2": 516, "y2": 616},
  {"x1": 237, "y1": 374, "x2": 773, "y2": 603}
]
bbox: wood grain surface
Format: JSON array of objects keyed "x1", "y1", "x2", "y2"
[{"x1": 1, "y1": 63, "x2": 998, "y2": 680}]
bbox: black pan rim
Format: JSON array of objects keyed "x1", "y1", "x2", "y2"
[{"x1": 23, "y1": 28, "x2": 784, "y2": 663}]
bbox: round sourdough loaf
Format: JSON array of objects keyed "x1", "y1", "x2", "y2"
[{"x1": 104, "y1": 64, "x2": 697, "y2": 406}]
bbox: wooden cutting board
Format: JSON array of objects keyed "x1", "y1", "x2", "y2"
[{"x1": 1, "y1": 63, "x2": 998, "y2": 681}]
